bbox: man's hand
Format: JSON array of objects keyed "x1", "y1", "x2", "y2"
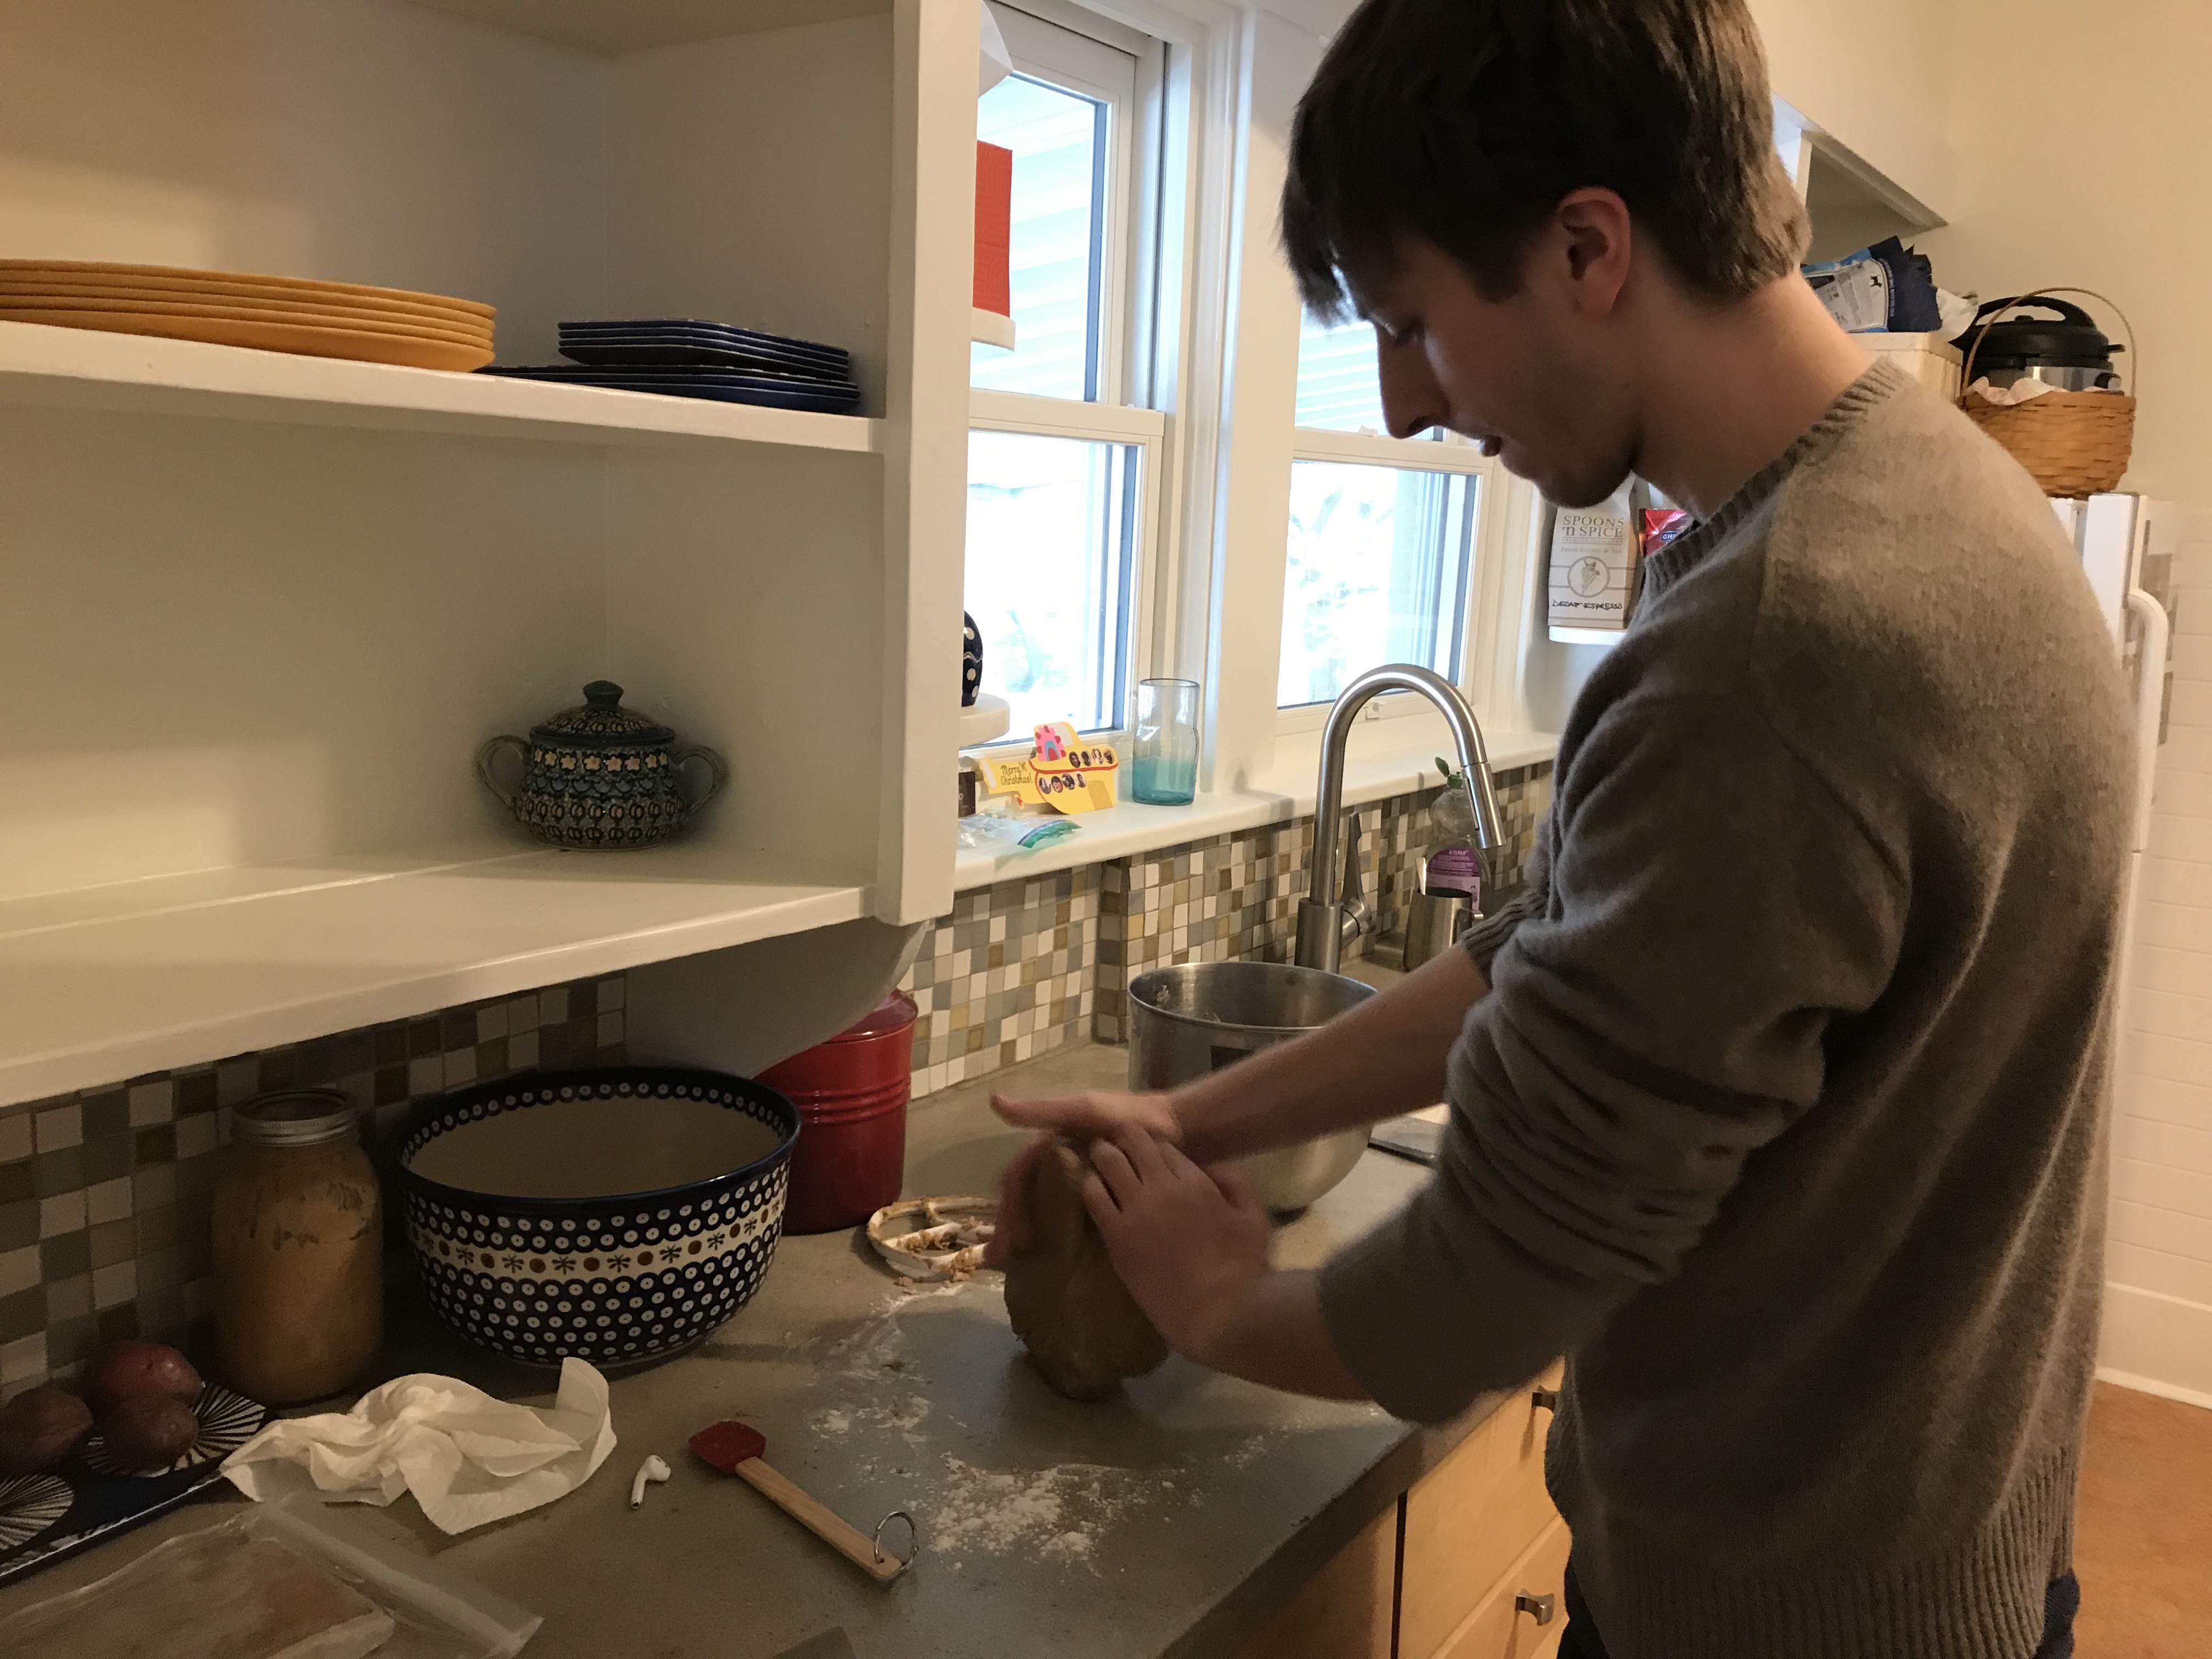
[
  {"x1": 984, "y1": 1090, "x2": 1180, "y2": 1266},
  {"x1": 1082, "y1": 1127, "x2": 1273, "y2": 1364}
]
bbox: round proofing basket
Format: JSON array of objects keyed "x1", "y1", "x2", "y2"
[{"x1": 1958, "y1": 287, "x2": 2136, "y2": 497}]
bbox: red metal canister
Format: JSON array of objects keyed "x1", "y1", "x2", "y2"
[{"x1": 760, "y1": 991, "x2": 918, "y2": 1234}]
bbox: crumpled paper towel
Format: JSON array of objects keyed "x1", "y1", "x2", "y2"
[
  {"x1": 1967, "y1": 375, "x2": 2062, "y2": 407},
  {"x1": 222, "y1": 1358, "x2": 617, "y2": 1535}
]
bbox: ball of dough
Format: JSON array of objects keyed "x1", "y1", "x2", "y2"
[{"x1": 1003, "y1": 1143, "x2": 1168, "y2": 1400}]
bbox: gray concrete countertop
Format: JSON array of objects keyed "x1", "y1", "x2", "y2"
[{"x1": 0, "y1": 1037, "x2": 1482, "y2": 1658}]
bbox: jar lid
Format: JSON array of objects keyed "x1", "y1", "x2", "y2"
[
  {"x1": 234, "y1": 1088, "x2": 359, "y2": 1147},
  {"x1": 529, "y1": 681, "x2": 675, "y2": 748}
]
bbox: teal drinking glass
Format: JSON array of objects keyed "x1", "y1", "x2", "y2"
[{"x1": 1131, "y1": 679, "x2": 1200, "y2": 805}]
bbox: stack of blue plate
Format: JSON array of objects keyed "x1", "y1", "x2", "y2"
[{"x1": 478, "y1": 318, "x2": 861, "y2": 415}]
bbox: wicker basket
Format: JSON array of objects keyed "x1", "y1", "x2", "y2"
[{"x1": 1957, "y1": 287, "x2": 2136, "y2": 498}]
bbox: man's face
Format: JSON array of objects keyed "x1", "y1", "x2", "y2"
[{"x1": 1347, "y1": 236, "x2": 1639, "y2": 510}]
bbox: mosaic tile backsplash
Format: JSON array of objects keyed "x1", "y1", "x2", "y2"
[
  {"x1": 0, "y1": 763, "x2": 1550, "y2": 1399},
  {"x1": 0, "y1": 978, "x2": 624, "y2": 1397},
  {"x1": 898, "y1": 867, "x2": 1099, "y2": 1101},
  {"x1": 908, "y1": 764, "x2": 1554, "y2": 1080}
]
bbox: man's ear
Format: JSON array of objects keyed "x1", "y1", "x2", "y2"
[{"x1": 1549, "y1": 187, "x2": 1634, "y2": 317}]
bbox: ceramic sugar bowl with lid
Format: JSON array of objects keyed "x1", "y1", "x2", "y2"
[{"x1": 477, "y1": 681, "x2": 727, "y2": 849}]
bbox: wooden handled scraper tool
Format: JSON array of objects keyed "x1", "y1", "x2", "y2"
[{"x1": 688, "y1": 1419, "x2": 916, "y2": 1583}]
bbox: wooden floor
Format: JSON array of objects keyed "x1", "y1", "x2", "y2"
[{"x1": 2073, "y1": 1381, "x2": 2212, "y2": 1658}]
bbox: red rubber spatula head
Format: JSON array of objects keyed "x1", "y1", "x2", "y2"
[{"x1": 689, "y1": 1419, "x2": 768, "y2": 1471}]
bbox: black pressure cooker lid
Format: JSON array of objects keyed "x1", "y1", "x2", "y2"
[{"x1": 1953, "y1": 297, "x2": 2122, "y2": 371}]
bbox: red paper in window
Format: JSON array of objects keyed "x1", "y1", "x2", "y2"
[{"x1": 974, "y1": 142, "x2": 1013, "y2": 317}]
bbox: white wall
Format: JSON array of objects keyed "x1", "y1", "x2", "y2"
[
  {"x1": 1747, "y1": 0, "x2": 1961, "y2": 216},
  {"x1": 1926, "y1": 0, "x2": 2212, "y2": 510},
  {"x1": 0, "y1": 407, "x2": 606, "y2": 892},
  {"x1": 2107, "y1": 528, "x2": 2212, "y2": 1406},
  {"x1": 606, "y1": 15, "x2": 897, "y2": 410},
  {"x1": 1253, "y1": 0, "x2": 1966, "y2": 221},
  {"x1": 0, "y1": 0, "x2": 607, "y2": 362},
  {"x1": 1923, "y1": 0, "x2": 2212, "y2": 1404}
]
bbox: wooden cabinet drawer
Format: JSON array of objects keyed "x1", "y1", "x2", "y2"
[
  {"x1": 1230, "y1": 1506, "x2": 1397, "y2": 1659},
  {"x1": 1431, "y1": 1516, "x2": 1573, "y2": 1659},
  {"x1": 1398, "y1": 1362, "x2": 1564, "y2": 1659}
]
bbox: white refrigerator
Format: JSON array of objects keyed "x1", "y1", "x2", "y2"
[{"x1": 2051, "y1": 493, "x2": 2180, "y2": 1045}]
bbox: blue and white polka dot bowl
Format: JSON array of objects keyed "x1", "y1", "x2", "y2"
[{"x1": 397, "y1": 1067, "x2": 800, "y2": 1370}]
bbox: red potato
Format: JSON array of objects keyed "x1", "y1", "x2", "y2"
[
  {"x1": 83, "y1": 1340, "x2": 202, "y2": 1418},
  {"x1": 0, "y1": 1385, "x2": 93, "y2": 1474},
  {"x1": 99, "y1": 1393, "x2": 201, "y2": 1470}
]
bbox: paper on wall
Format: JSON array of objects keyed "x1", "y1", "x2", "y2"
[{"x1": 1547, "y1": 491, "x2": 1638, "y2": 632}]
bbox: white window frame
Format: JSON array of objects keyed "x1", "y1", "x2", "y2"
[
  {"x1": 1278, "y1": 396, "x2": 1511, "y2": 736},
  {"x1": 967, "y1": 0, "x2": 1191, "y2": 754},
  {"x1": 982, "y1": 3, "x2": 1143, "y2": 405}
]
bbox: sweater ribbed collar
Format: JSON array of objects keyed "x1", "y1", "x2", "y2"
[{"x1": 1640, "y1": 357, "x2": 1911, "y2": 600}]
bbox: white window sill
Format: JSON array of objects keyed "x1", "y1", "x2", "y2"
[{"x1": 952, "y1": 729, "x2": 1559, "y2": 893}]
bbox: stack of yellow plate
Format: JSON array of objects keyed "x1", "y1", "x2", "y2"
[{"x1": 0, "y1": 259, "x2": 494, "y2": 371}]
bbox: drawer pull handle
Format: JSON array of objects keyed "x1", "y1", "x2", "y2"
[
  {"x1": 1531, "y1": 1386, "x2": 1560, "y2": 1413},
  {"x1": 1515, "y1": 1591, "x2": 1558, "y2": 1627}
]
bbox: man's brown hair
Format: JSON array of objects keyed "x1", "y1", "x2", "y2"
[{"x1": 1282, "y1": 0, "x2": 1810, "y2": 318}]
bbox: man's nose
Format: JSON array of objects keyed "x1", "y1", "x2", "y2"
[{"x1": 1376, "y1": 334, "x2": 1447, "y2": 440}]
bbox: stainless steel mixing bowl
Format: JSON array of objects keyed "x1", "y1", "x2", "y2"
[{"x1": 1126, "y1": 961, "x2": 1376, "y2": 1211}]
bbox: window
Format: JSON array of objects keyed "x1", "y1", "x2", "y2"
[
  {"x1": 966, "y1": 430, "x2": 1140, "y2": 733},
  {"x1": 964, "y1": 3, "x2": 1165, "y2": 738},
  {"x1": 969, "y1": 69, "x2": 1108, "y2": 400},
  {"x1": 1280, "y1": 318, "x2": 1493, "y2": 710},
  {"x1": 1293, "y1": 310, "x2": 1385, "y2": 435}
]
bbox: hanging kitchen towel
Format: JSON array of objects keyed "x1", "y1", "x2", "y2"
[{"x1": 221, "y1": 1358, "x2": 617, "y2": 1534}]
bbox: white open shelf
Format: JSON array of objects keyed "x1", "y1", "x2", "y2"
[
  {"x1": 403, "y1": 0, "x2": 890, "y2": 55},
  {"x1": 0, "y1": 0, "x2": 975, "y2": 1106},
  {"x1": 958, "y1": 691, "x2": 1013, "y2": 747},
  {"x1": 0, "y1": 845, "x2": 871, "y2": 1107},
  {"x1": 0, "y1": 322, "x2": 885, "y2": 455}
]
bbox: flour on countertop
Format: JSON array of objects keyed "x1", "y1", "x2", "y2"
[
  {"x1": 922, "y1": 1458, "x2": 1177, "y2": 1567},
  {"x1": 1041, "y1": 1530, "x2": 1095, "y2": 1563},
  {"x1": 1223, "y1": 1432, "x2": 1278, "y2": 1469},
  {"x1": 824, "y1": 1276, "x2": 986, "y2": 1379},
  {"x1": 889, "y1": 1277, "x2": 974, "y2": 1304},
  {"x1": 859, "y1": 1395, "x2": 931, "y2": 1434},
  {"x1": 826, "y1": 1313, "x2": 909, "y2": 1379}
]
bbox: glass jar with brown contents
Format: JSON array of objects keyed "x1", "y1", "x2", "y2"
[{"x1": 212, "y1": 1090, "x2": 383, "y2": 1404}]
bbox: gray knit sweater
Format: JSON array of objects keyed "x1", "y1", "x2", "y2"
[{"x1": 1319, "y1": 361, "x2": 2132, "y2": 1659}]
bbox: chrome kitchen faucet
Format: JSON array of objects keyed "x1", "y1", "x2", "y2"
[{"x1": 1293, "y1": 665, "x2": 1505, "y2": 974}]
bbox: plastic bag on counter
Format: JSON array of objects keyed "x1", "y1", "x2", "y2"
[
  {"x1": 1938, "y1": 287, "x2": 1981, "y2": 339},
  {"x1": 1803, "y1": 237, "x2": 1941, "y2": 334},
  {"x1": 0, "y1": 1489, "x2": 540, "y2": 1659},
  {"x1": 957, "y1": 812, "x2": 1080, "y2": 853}
]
